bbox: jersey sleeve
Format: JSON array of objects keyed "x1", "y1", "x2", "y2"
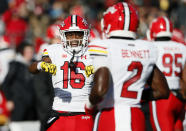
[
  {"x1": 88, "y1": 40, "x2": 109, "y2": 71},
  {"x1": 88, "y1": 42, "x2": 108, "y2": 57},
  {"x1": 150, "y1": 41, "x2": 159, "y2": 64},
  {"x1": 41, "y1": 44, "x2": 60, "y2": 61},
  {"x1": 42, "y1": 48, "x2": 49, "y2": 57}
]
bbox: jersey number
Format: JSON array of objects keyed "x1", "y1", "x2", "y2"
[
  {"x1": 162, "y1": 53, "x2": 182, "y2": 76},
  {"x1": 120, "y1": 61, "x2": 143, "y2": 99},
  {"x1": 61, "y1": 61, "x2": 85, "y2": 89}
]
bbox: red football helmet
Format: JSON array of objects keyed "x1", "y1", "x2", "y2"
[
  {"x1": 101, "y1": 2, "x2": 139, "y2": 39},
  {"x1": 58, "y1": 15, "x2": 90, "y2": 56},
  {"x1": 46, "y1": 24, "x2": 60, "y2": 40},
  {"x1": 147, "y1": 16, "x2": 173, "y2": 40}
]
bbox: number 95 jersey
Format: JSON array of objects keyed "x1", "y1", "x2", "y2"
[
  {"x1": 42, "y1": 44, "x2": 94, "y2": 112},
  {"x1": 154, "y1": 41, "x2": 186, "y2": 90},
  {"x1": 88, "y1": 39, "x2": 158, "y2": 108}
]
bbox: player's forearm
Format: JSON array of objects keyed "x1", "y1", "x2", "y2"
[
  {"x1": 143, "y1": 77, "x2": 170, "y2": 101},
  {"x1": 152, "y1": 80, "x2": 170, "y2": 100},
  {"x1": 89, "y1": 90, "x2": 104, "y2": 106},
  {"x1": 145, "y1": 66, "x2": 170, "y2": 101},
  {"x1": 89, "y1": 67, "x2": 110, "y2": 106}
]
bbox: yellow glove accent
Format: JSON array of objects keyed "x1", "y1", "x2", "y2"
[
  {"x1": 85, "y1": 65, "x2": 94, "y2": 77},
  {"x1": 41, "y1": 62, "x2": 57, "y2": 75}
]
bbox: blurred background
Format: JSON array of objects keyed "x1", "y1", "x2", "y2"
[
  {"x1": 0, "y1": 0, "x2": 185, "y2": 49},
  {"x1": 0, "y1": 0, "x2": 185, "y2": 131}
]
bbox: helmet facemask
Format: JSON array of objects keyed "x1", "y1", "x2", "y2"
[{"x1": 60, "y1": 30, "x2": 89, "y2": 56}]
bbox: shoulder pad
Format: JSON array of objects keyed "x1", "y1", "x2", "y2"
[
  {"x1": 42, "y1": 48, "x2": 49, "y2": 57},
  {"x1": 88, "y1": 45, "x2": 108, "y2": 56}
]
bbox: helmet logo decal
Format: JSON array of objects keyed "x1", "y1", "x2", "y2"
[
  {"x1": 82, "y1": 19, "x2": 88, "y2": 27},
  {"x1": 103, "y1": 6, "x2": 117, "y2": 15}
]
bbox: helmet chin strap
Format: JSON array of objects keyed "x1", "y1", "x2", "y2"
[{"x1": 69, "y1": 50, "x2": 76, "y2": 71}]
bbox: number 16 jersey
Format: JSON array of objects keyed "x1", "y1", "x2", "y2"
[{"x1": 42, "y1": 44, "x2": 94, "y2": 112}]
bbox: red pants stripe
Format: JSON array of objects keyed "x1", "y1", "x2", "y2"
[{"x1": 149, "y1": 92, "x2": 184, "y2": 131}]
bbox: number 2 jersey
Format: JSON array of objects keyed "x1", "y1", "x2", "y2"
[
  {"x1": 42, "y1": 44, "x2": 94, "y2": 112},
  {"x1": 154, "y1": 41, "x2": 186, "y2": 90},
  {"x1": 88, "y1": 38, "x2": 158, "y2": 108}
]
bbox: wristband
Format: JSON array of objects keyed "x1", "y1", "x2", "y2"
[
  {"x1": 85, "y1": 100, "x2": 94, "y2": 109},
  {"x1": 37, "y1": 62, "x2": 42, "y2": 70},
  {"x1": 84, "y1": 100, "x2": 96, "y2": 115}
]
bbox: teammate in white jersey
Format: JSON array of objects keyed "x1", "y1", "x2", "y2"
[
  {"x1": 29, "y1": 15, "x2": 94, "y2": 131},
  {"x1": 147, "y1": 16, "x2": 186, "y2": 131},
  {"x1": 0, "y1": 36, "x2": 15, "y2": 85},
  {"x1": 84, "y1": 2, "x2": 170, "y2": 131}
]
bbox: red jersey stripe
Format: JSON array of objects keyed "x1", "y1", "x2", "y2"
[{"x1": 88, "y1": 45, "x2": 107, "y2": 49}]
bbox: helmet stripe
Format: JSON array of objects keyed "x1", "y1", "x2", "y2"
[
  {"x1": 163, "y1": 16, "x2": 170, "y2": 32},
  {"x1": 72, "y1": 15, "x2": 77, "y2": 26},
  {"x1": 75, "y1": 15, "x2": 77, "y2": 26},
  {"x1": 123, "y1": 3, "x2": 130, "y2": 31}
]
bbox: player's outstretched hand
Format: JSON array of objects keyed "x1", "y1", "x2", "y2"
[{"x1": 38, "y1": 62, "x2": 57, "y2": 75}]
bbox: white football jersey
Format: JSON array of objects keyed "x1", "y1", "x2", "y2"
[
  {"x1": 42, "y1": 44, "x2": 94, "y2": 112},
  {"x1": 88, "y1": 39, "x2": 158, "y2": 108},
  {"x1": 0, "y1": 48, "x2": 15, "y2": 84},
  {"x1": 154, "y1": 41, "x2": 186, "y2": 90}
]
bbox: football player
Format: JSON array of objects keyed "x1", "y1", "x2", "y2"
[
  {"x1": 85, "y1": 2, "x2": 170, "y2": 131},
  {"x1": 147, "y1": 16, "x2": 186, "y2": 131},
  {"x1": 0, "y1": 36, "x2": 15, "y2": 85},
  {"x1": 29, "y1": 15, "x2": 94, "y2": 131}
]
